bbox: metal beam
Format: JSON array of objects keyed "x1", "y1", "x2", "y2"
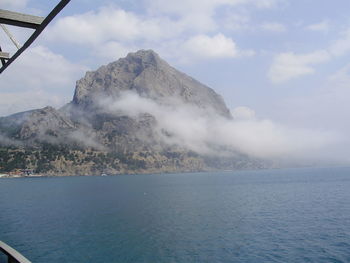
[
  {"x1": 0, "y1": 0, "x2": 71, "y2": 74},
  {"x1": 1, "y1": 24, "x2": 21, "y2": 49},
  {"x1": 0, "y1": 9, "x2": 44, "y2": 29},
  {"x1": 0, "y1": 52, "x2": 9, "y2": 59},
  {"x1": 0, "y1": 46, "x2": 5, "y2": 66},
  {"x1": 0, "y1": 240, "x2": 31, "y2": 263}
]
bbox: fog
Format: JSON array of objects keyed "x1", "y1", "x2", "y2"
[{"x1": 100, "y1": 91, "x2": 344, "y2": 166}]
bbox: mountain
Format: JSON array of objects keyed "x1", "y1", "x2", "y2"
[
  {"x1": 72, "y1": 50, "x2": 231, "y2": 117},
  {"x1": 0, "y1": 50, "x2": 266, "y2": 176}
]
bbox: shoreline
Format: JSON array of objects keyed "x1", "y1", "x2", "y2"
[
  {"x1": 1, "y1": 165, "x2": 346, "y2": 179},
  {"x1": 0, "y1": 173, "x2": 46, "y2": 179}
]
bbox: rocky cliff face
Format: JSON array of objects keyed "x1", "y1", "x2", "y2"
[
  {"x1": 0, "y1": 50, "x2": 265, "y2": 175},
  {"x1": 19, "y1": 106, "x2": 76, "y2": 140},
  {"x1": 72, "y1": 50, "x2": 231, "y2": 117}
]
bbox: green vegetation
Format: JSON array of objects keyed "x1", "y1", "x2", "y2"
[{"x1": 0, "y1": 144, "x2": 149, "y2": 174}]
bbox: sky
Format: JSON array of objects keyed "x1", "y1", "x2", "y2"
[{"x1": 1, "y1": 0, "x2": 350, "y2": 163}]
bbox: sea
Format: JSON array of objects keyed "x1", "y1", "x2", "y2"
[{"x1": 1, "y1": 167, "x2": 350, "y2": 263}]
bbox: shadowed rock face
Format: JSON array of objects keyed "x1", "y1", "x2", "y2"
[{"x1": 72, "y1": 49, "x2": 232, "y2": 118}]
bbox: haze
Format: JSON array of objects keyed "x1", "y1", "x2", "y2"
[{"x1": 1, "y1": 0, "x2": 350, "y2": 165}]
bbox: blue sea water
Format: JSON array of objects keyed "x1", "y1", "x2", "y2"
[{"x1": 1, "y1": 167, "x2": 350, "y2": 262}]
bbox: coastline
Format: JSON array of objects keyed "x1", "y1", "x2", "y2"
[
  {"x1": 0, "y1": 165, "x2": 344, "y2": 179},
  {"x1": 0, "y1": 167, "x2": 219, "y2": 179},
  {"x1": 0, "y1": 173, "x2": 46, "y2": 179}
]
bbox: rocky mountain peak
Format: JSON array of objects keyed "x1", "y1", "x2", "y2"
[
  {"x1": 72, "y1": 49, "x2": 231, "y2": 118},
  {"x1": 72, "y1": 50, "x2": 164, "y2": 108},
  {"x1": 125, "y1": 49, "x2": 162, "y2": 68}
]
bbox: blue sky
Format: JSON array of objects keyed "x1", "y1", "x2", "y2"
[{"x1": 1, "y1": 0, "x2": 350, "y2": 143}]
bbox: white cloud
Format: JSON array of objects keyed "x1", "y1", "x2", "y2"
[
  {"x1": 305, "y1": 20, "x2": 330, "y2": 32},
  {"x1": 94, "y1": 41, "x2": 135, "y2": 62},
  {"x1": 42, "y1": 0, "x2": 297, "y2": 67},
  {"x1": 146, "y1": 0, "x2": 246, "y2": 17},
  {"x1": 275, "y1": 65, "x2": 350, "y2": 158},
  {"x1": 146, "y1": 0, "x2": 285, "y2": 32},
  {"x1": 182, "y1": 33, "x2": 253, "y2": 60},
  {"x1": 46, "y1": 7, "x2": 144, "y2": 45},
  {"x1": 2, "y1": 46, "x2": 87, "y2": 90},
  {"x1": 46, "y1": 6, "x2": 186, "y2": 46},
  {"x1": 45, "y1": 6, "x2": 193, "y2": 59},
  {"x1": 268, "y1": 50, "x2": 330, "y2": 83},
  {"x1": 0, "y1": 0, "x2": 28, "y2": 10},
  {"x1": 253, "y1": 0, "x2": 286, "y2": 8},
  {"x1": 260, "y1": 22, "x2": 286, "y2": 32},
  {"x1": 329, "y1": 28, "x2": 350, "y2": 57},
  {"x1": 268, "y1": 25, "x2": 350, "y2": 84},
  {"x1": 232, "y1": 106, "x2": 256, "y2": 120},
  {"x1": 328, "y1": 63, "x2": 350, "y2": 88},
  {"x1": 0, "y1": 90, "x2": 66, "y2": 117},
  {"x1": 101, "y1": 91, "x2": 337, "y2": 161},
  {"x1": 218, "y1": 119, "x2": 335, "y2": 160},
  {"x1": 268, "y1": 26, "x2": 350, "y2": 84},
  {"x1": 0, "y1": 46, "x2": 87, "y2": 116},
  {"x1": 46, "y1": 3, "x2": 249, "y2": 47},
  {"x1": 145, "y1": 0, "x2": 247, "y2": 32},
  {"x1": 183, "y1": 34, "x2": 238, "y2": 58},
  {"x1": 147, "y1": 0, "x2": 283, "y2": 16},
  {"x1": 221, "y1": 13, "x2": 251, "y2": 31}
]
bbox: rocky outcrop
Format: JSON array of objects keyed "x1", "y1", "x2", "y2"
[
  {"x1": 19, "y1": 106, "x2": 76, "y2": 140},
  {"x1": 72, "y1": 50, "x2": 231, "y2": 118}
]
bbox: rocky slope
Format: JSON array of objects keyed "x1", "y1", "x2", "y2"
[
  {"x1": 71, "y1": 49, "x2": 231, "y2": 117},
  {"x1": 0, "y1": 50, "x2": 266, "y2": 175}
]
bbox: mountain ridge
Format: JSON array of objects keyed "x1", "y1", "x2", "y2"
[{"x1": 0, "y1": 50, "x2": 266, "y2": 176}]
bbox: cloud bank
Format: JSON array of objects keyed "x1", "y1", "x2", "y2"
[
  {"x1": 45, "y1": 5, "x2": 255, "y2": 64},
  {"x1": 182, "y1": 33, "x2": 254, "y2": 59},
  {"x1": 100, "y1": 91, "x2": 339, "y2": 165},
  {"x1": 269, "y1": 27, "x2": 350, "y2": 84}
]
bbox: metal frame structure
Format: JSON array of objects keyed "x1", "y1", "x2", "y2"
[
  {"x1": 0, "y1": 240, "x2": 31, "y2": 263},
  {"x1": 0, "y1": 0, "x2": 70, "y2": 74}
]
